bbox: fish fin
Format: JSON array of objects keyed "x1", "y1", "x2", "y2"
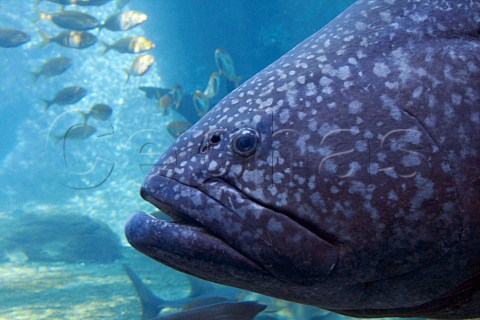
[
  {"x1": 188, "y1": 276, "x2": 215, "y2": 297},
  {"x1": 160, "y1": 102, "x2": 167, "y2": 116},
  {"x1": 100, "y1": 41, "x2": 111, "y2": 55},
  {"x1": 125, "y1": 69, "x2": 130, "y2": 83},
  {"x1": 43, "y1": 99, "x2": 53, "y2": 111},
  {"x1": 31, "y1": 72, "x2": 40, "y2": 83},
  {"x1": 225, "y1": 79, "x2": 235, "y2": 94},
  {"x1": 38, "y1": 30, "x2": 50, "y2": 48},
  {"x1": 233, "y1": 76, "x2": 242, "y2": 88},
  {"x1": 122, "y1": 264, "x2": 164, "y2": 320}
]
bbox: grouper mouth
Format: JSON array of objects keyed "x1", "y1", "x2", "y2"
[
  {"x1": 125, "y1": 176, "x2": 270, "y2": 287},
  {"x1": 125, "y1": 174, "x2": 338, "y2": 287}
]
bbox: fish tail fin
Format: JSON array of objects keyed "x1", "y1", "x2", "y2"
[
  {"x1": 233, "y1": 76, "x2": 242, "y2": 88},
  {"x1": 31, "y1": 71, "x2": 40, "y2": 83},
  {"x1": 38, "y1": 30, "x2": 50, "y2": 48},
  {"x1": 51, "y1": 135, "x2": 64, "y2": 145},
  {"x1": 32, "y1": 6, "x2": 49, "y2": 23},
  {"x1": 100, "y1": 41, "x2": 110, "y2": 55},
  {"x1": 122, "y1": 264, "x2": 165, "y2": 320},
  {"x1": 79, "y1": 111, "x2": 89, "y2": 124},
  {"x1": 43, "y1": 99, "x2": 53, "y2": 111}
]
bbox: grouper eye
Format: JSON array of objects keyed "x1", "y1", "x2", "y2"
[{"x1": 230, "y1": 128, "x2": 259, "y2": 157}]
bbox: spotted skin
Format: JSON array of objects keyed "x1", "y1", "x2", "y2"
[{"x1": 125, "y1": 0, "x2": 480, "y2": 318}]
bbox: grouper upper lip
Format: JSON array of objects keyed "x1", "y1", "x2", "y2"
[
  {"x1": 126, "y1": 174, "x2": 339, "y2": 286},
  {"x1": 125, "y1": 174, "x2": 274, "y2": 286}
]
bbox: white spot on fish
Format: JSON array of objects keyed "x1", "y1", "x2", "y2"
[
  {"x1": 348, "y1": 100, "x2": 363, "y2": 114},
  {"x1": 410, "y1": 12, "x2": 428, "y2": 22},
  {"x1": 385, "y1": 81, "x2": 399, "y2": 90},
  {"x1": 388, "y1": 190, "x2": 398, "y2": 201},
  {"x1": 267, "y1": 218, "x2": 283, "y2": 232},
  {"x1": 319, "y1": 76, "x2": 333, "y2": 87},
  {"x1": 451, "y1": 93, "x2": 462, "y2": 105},
  {"x1": 412, "y1": 86, "x2": 423, "y2": 99},
  {"x1": 379, "y1": 11, "x2": 392, "y2": 22},
  {"x1": 273, "y1": 172, "x2": 284, "y2": 184},
  {"x1": 279, "y1": 109, "x2": 290, "y2": 124},
  {"x1": 373, "y1": 62, "x2": 391, "y2": 78},
  {"x1": 348, "y1": 57, "x2": 357, "y2": 65},
  {"x1": 338, "y1": 66, "x2": 351, "y2": 80},
  {"x1": 306, "y1": 82, "x2": 318, "y2": 96},
  {"x1": 471, "y1": 112, "x2": 480, "y2": 123},
  {"x1": 355, "y1": 22, "x2": 367, "y2": 30}
]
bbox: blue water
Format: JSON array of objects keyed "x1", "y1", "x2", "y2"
[{"x1": 0, "y1": 1, "x2": 374, "y2": 319}]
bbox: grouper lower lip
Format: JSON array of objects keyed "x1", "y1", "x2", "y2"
[
  {"x1": 124, "y1": 212, "x2": 270, "y2": 286},
  {"x1": 127, "y1": 174, "x2": 338, "y2": 286}
]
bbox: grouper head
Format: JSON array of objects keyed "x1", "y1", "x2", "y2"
[{"x1": 126, "y1": 0, "x2": 480, "y2": 318}]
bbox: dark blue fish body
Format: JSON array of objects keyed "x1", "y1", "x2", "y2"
[{"x1": 126, "y1": 0, "x2": 480, "y2": 318}]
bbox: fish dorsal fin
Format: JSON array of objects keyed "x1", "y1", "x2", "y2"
[{"x1": 188, "y1": 276, "x2": 214, "y2": 297}]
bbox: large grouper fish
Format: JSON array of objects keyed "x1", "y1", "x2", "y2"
[{"x1": 125, "y1": 0, "x2": 480, "y2": 318}]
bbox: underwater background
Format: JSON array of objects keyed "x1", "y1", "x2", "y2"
[{"x1": 0, "y1": 0, "x2": 422, "y2": 319}]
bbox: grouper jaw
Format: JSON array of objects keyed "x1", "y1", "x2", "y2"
[
  {"x1": 127, "y1": 174, "x2": 339, "y2": 288},
  {"x1": 124, "y1": 212, "x2": 270, "y2": 287}
]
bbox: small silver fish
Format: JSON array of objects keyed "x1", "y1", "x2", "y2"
[
  {"x1": 43, "y1": 86, "x2": 87, "y2": 110},
  {"x1": 126, "y1": 54, "x2": 155, "y2": 83},
  {"x1": 215, "y1": 48, "x2": 241, "y2": 87},
  {"x1": 203, "y1": 72, "x2": 220, "y2": 99},
  {"x1": 0, "y1": 28, "x2": 31, "y2": 48},
  {"x1": 31, "y1": 56, "x2": 72, "y2": 82},
  {"x1": 193, "y1": 90, "x2": 210, "y2": 117},
  {"x1": 100, "y1": 10, "x2": 148, "y2": 32},
  {"x1": 52, "y1": 123, "x2": 96, "y2": 144},
  {"x1": 171, "y1": 84, "x2": 184, "y2": 109},
  {"x1": 36, "y1": 10, "x2": 100, "y2": 31},
  {"x1": 41, "y1": 30, "x2": 97, "y2": 49},
  {"x1": 103, "y1": 36, "x2": 155, "y2": 54},
  {"x1": 81, "y1": 103, "x2": 112, "y2": 123}
]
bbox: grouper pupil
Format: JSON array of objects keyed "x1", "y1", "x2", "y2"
[{"x1": 231, "y1": 128, "x2": 259, "y2": 157}]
